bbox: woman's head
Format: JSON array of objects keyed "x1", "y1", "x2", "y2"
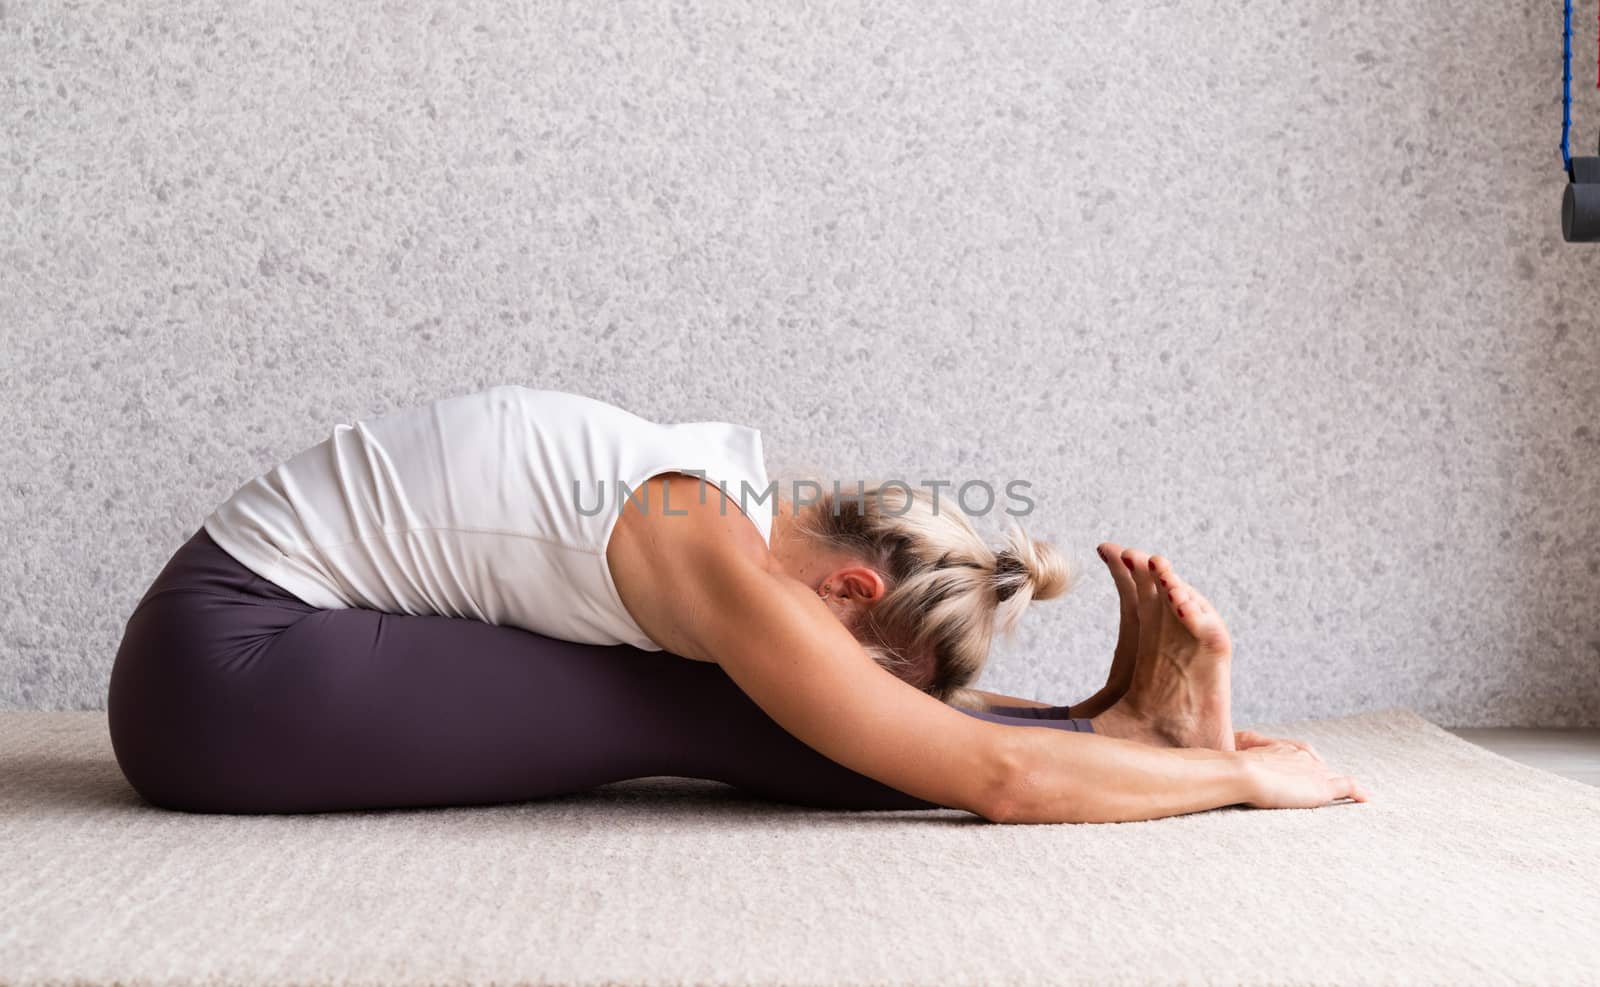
[{"x1": 774, "y1": 482, "x2": 1077, "y2": 711}]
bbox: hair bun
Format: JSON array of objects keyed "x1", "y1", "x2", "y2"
[
  {"x1": 991, "y1": 549, "x2": 1029, "y2": 601},
  {"x1": 992, "y1": 527, "x2": 1074, "y2": 627}
]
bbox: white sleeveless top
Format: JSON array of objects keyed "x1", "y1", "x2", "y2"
[{"x1": 202, "y1": 386, "x2": 773, "y2": 651}]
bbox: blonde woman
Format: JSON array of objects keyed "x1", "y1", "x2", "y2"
[{"x1": 108, "y1": 385, "x2": 1365, "y2": 822}]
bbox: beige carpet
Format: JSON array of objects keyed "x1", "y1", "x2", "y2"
[{"x1": 2, "y1": 709, "x2": 1597, "y2": 987}]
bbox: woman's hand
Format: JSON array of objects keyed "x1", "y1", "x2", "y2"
[
  {"x1": 1240, "y1": 740, "x2": 1369, "y2": 809},
  {"x1": 1235, "y1": 729, "x2": 1323, "y2": 764}
]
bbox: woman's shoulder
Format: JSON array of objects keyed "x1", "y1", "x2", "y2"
[{"x1": 604, "y1": 472, "x2": 780, "y2": 654}]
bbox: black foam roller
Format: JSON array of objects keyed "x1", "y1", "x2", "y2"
[
  {"x1": 1563, "y1": 181, "x2": 1600, "y2": 242},
  {"x1": 1572, "y1": 156, "x2": 1600, "y2": 183}
]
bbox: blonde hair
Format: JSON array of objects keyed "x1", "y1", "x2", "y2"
[{"x1": 792, "y1": 481, "x2": 1078, "y2": 711}]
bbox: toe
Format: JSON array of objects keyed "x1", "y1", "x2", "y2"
[
  {"x1": 1149, "y1": 554, "x2": 1176, "y2": 591},
  {"x1": 1167, "y1": 582, "x2": 1193, "y2": 610},
  {"x1": 1118, "y1": 547, "x2": 1157, "y2": 604},
  {"x1": 1184, "y1": 584, "x2": 1218, "y2": 616},
  {"x1": 1167, "y1": 585, "x2": 1231, "y2": 651},
  {"x1": 1097, "y1": 543, "x2": 1139, "y2": 612},
  {"x1": 1168, "y1": 584, "x2": 1214, "y2": 631}
]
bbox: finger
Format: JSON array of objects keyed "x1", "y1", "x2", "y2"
[
  {"x1": 1235, "y1": 731, "x2": 1301, "y2": 755},
  {"x1": 1248, "y1": 732, "x2": 1324, "y2": 764},
  {"x1": 1234, "y1": 729, "x2": 1270, "y2": 749},
  {"x1": 1328, "y1": 774, "x2": 1368, "y2": 803}
]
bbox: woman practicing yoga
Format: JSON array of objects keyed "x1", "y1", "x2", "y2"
[{"x1": 107, "y1": 385, "x2": 1366, "y2": 823}]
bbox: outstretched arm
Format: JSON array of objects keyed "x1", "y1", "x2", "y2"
[{"x1": 607, "y1": 475, "x2": 1363, "y2": 823}]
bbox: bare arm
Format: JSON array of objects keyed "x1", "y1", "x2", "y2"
[
  {"x1": 680, "y1": 565, "x2": 1269, "y2": 822},
  {"x1": 606, "y1": 475, "x2": 1357, "y2": 823}
]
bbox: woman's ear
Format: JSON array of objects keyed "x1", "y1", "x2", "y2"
[{"x1": 831, "y1": 566, "x2": 886, "y2": 604}]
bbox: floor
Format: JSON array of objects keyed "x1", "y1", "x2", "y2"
[
  {"x1": 5, "y1": 708, "x2": 1598, "y2": 986},
  {"x1": 1448, "y1": 728, "x2": 1600, "y2": 786}
]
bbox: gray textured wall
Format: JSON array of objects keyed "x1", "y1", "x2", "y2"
[{"x1": 4, "y1": 2, "x2": 1599, "y2": 725}]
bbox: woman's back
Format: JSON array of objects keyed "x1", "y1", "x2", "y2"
[{"x1": 202, "y1": 385, "x2": 772, "y2": 648}]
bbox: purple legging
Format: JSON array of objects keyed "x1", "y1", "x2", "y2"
[{"x1": 107, "y1": 527, "x2": 1093, "y2": 814}]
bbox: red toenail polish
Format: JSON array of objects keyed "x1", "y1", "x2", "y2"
[
  {"x1": 1177, "y1": 607, "x2": 1186, "y2": 618},
  {"x1": 1158, "y1": 577, "x2": 1168, "y2": 587},
  {"x1": 1122, "y1": 557, "x2": 1133, "y2": 570}
]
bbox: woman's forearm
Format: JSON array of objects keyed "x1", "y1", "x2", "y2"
[{"x1": 996, "y1": 728, "x2": 1255, "y2": 823}]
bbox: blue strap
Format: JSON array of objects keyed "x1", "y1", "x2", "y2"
[{"x1": 1564, "y1": 0, "x2": 1574, "y2": 178}]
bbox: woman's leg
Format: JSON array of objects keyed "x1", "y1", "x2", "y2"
[
  {"x1": 984, "y1": 703, "x2": 1085, "y2": 720},
  {"x1": 108, "y1": 528, "x2": 1092, "y2": 815}
]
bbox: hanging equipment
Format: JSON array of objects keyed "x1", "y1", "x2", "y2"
[{"x1": 1562, "y1": 0, "x2": 1600, "y2": 241}]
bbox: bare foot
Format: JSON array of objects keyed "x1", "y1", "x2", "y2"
[
  {"x1": 1062, "y1": 542, "x2": 1143, "y2": 718},
  {"x1": 1091, "y1": 549, "x2": 1235, "y2": 750}
]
